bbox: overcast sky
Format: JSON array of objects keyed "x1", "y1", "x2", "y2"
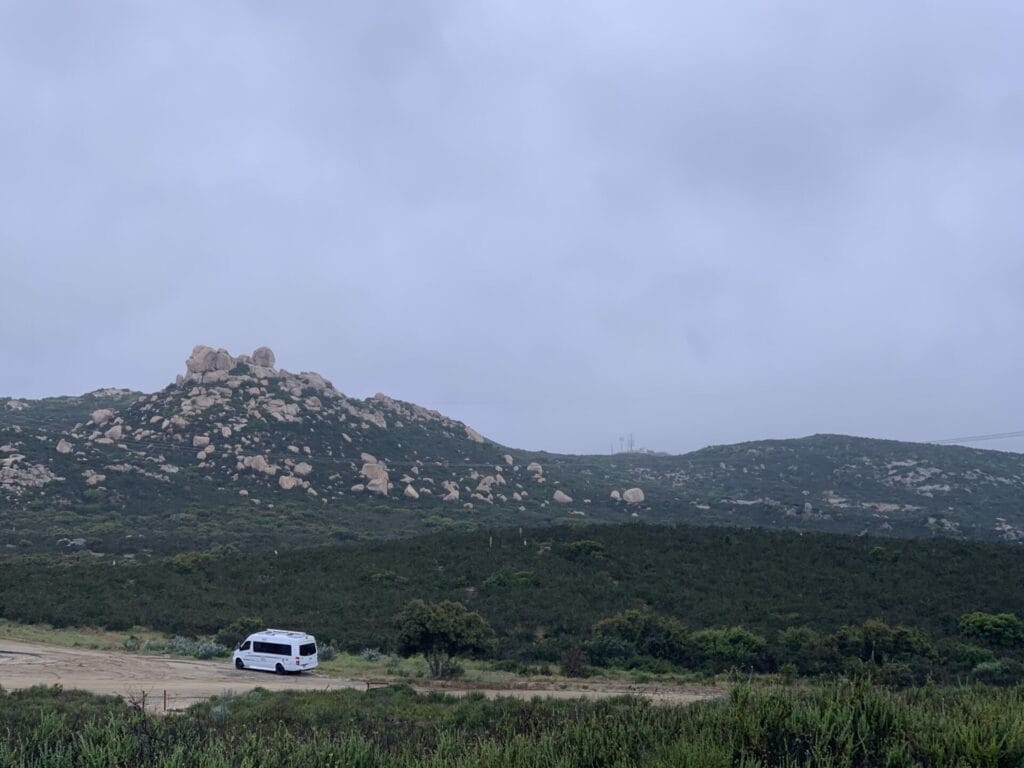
[{"x1": 2, "y1": 2, "x2": 1022, "y2": 455}]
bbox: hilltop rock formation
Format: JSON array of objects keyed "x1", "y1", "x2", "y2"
[
  {"x1": 186, "y1": 345, "x2": 235, "y2": 376},
  {"x1": 252, "y1": 346, "x2": 276, "y2": 368},
  {"x1": 184, "y1": 345, "x2": 280, "y2": 383}
]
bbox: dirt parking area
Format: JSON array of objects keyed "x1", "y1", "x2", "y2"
[{"x1": 0, "y1": 639, "x2": 723, "y2": 711}]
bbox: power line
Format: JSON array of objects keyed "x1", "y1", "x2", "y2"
[{"x1": 929, "y1": 429, "x2": 1024, "y2": 445}]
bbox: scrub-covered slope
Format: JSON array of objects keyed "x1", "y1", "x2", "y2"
[{"x1": 2, "y1": 344, "x2": 1022, "y2": 555}]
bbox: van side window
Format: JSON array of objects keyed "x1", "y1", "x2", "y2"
[
  {"x1": 240, "y1": 641, "x2": 250, "y2": 651},
  {"x1": 253, "y1": 641, "x2": 291, "y2": 655}
]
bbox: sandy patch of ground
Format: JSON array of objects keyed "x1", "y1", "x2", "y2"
[{"x1": 0, "y1": 639, "x2": 723, "y2": 712}]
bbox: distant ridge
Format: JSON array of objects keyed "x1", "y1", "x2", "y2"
[{"x1": 2, "y1": 344, "x2": 1023, "y2": 555}]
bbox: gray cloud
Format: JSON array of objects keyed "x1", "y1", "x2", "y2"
[{"x1": 2, "y1": 1, "x2": 1022, "y2": 453}]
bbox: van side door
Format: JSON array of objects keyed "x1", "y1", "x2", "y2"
[{"x1": 251, "y1": 640, "x2": 270, "y2": 670}]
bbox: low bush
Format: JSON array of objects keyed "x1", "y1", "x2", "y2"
[
  {"x1": 318, "y1": 643, "x2": 337, "y2": 661},
  {"x1": 3, "y1": 682, "x2": 1024, "y2": 766},
  {"x1": 560, "y1": 647, "x2": 591, "y2": 678}
]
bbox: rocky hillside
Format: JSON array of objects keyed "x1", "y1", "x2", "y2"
[{"x1": 2, "y1": 344, "x2": 1023, "y2": 556}]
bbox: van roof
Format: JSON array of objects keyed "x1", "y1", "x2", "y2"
[{"x1": 252, "y1": 629, "x2": 315, "y2": 640}]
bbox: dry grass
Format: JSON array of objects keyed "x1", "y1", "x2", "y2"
[{"x1": 0, "y1": 619, "x2": 164, "y2": 652}]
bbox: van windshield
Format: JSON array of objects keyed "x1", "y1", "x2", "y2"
[{"x1": 299, "y1": 642, "x2": 316, "y2": 656}]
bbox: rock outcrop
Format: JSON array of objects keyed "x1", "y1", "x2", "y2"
[
  {"x1": 184, "y1": 344, "x2": 280, "y2": 380},
  {"x1": 442, "y1": 480, "x2": 460, "y2": 502},
  {"x1": 553, "y1": 490, "x2": 573, "y2": 504},
  {"x1": 252, "y1": 346, "x2": 276, "y2": 368},
  {"x1": 91, "y1": 409, "x2": 114, "y2": 426},
  {"x1": 361, "y1": 459, "x2": 389, "y2": 495},
  {"x1": 242, "y1": 455, "x2": 277, "y2": 476},
  {"x1": 186, "y1": 345, "x2": 235, "y2": 376},
  {"x1": 0, "y1": 453, "x2": 62, "y2": 493},
  {"x1": 622, "y1": 488, "x2": 645, "y2": 504}
]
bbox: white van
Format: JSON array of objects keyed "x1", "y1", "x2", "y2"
[{"x1": 233, "y1": 629, "x2": 319, "y2": 674}]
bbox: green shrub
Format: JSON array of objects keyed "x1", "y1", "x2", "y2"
[
  {"x1": 689, "y1": 626, "x2": 766, "y2": 670},
  {"x1": 836, "y1": 620, "x2": 934, "y2": 665},
  {"x1": 971, "y1": 658, "x2": 1024, "y2": 685},
  {"x1": 874, "y1": 661, "x2": 916, "y2": 688},
  {"x1": 960, "y1": 612, "x2": 1024, "y2": 647},
  {"x1": 591, "y1": 609, "x2": 689, "y2": 666},
  {"x1": 318, "y1": 643, "x2": 337, "y2": 661},
  {"x1": 563, "y1": 540, "x2": 605, "y2": 559},
  {"x1": 195, "y1": 641, "x2": 229, "y2": 659},
  {"x1": 161, "y1": 636, "x2": 228, "y2": 659},
  {"x1": 165, "y1": 636, "x2": 195, "y2": 655},
  {"x1": 939, "y1": 640, "x2": 996, "y2": 671},
  {"x1": 215, "y1": 616, "x2": 263, "y2": 648},
  {"x1": 776, "y1": 626, "x2": 839, "y2": 675},
  {"x1": 559, "y1": 647, "x2": 591, "y2": 678},
  {"x1": 482, "y1": 570, "x2": 537, "y2": 588}
]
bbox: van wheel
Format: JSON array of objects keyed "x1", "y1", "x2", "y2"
[
  {"x1": 275, "y1": 663, "x2": 285, "y2": 675},
  {"x1": 235, "y1": 658, "x2": 244, "y2": 670}
]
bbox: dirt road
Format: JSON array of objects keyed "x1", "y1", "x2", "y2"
[{"x1": 0, "y1": 640, "x2": 722, "y2": 712}]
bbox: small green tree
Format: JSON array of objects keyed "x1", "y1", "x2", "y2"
[
  {"x1": 215, "y1": 616, "x2": 264, "y2": 649},
  {"x1": 959, "y1": 612, "x2": 1024, "y2": 648},
  {"x1": 563, "y1": 540, "x2": 605, "y2": 560},
  {"x1": 689, "y1": 626, "x2": 766, "y2": 670},
  {"x1": 591, "y1": 610, "x2": 689, "y2": 665},
  {"x1": 396, "y1": 600, "x2": 496, "y2": 678},
  {"x1": 776, "y1": 626, "x2": 839, "y2": 675}
]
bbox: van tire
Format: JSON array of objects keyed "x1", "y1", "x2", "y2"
[
  {"x1": 275, "y1": 663, "x2": 285, "y2": 675},
  {"x1": 235, "y1": 658, "x2": 244, "y2": 670}
]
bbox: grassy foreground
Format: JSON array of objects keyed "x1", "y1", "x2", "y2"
[{"x1": 1, "y1": 681, "x2": 1022, "y2": 767}]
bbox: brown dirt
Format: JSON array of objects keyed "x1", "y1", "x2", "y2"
[{"x1": 0, "y1": 639, "x2": 724, "y2": 712}]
